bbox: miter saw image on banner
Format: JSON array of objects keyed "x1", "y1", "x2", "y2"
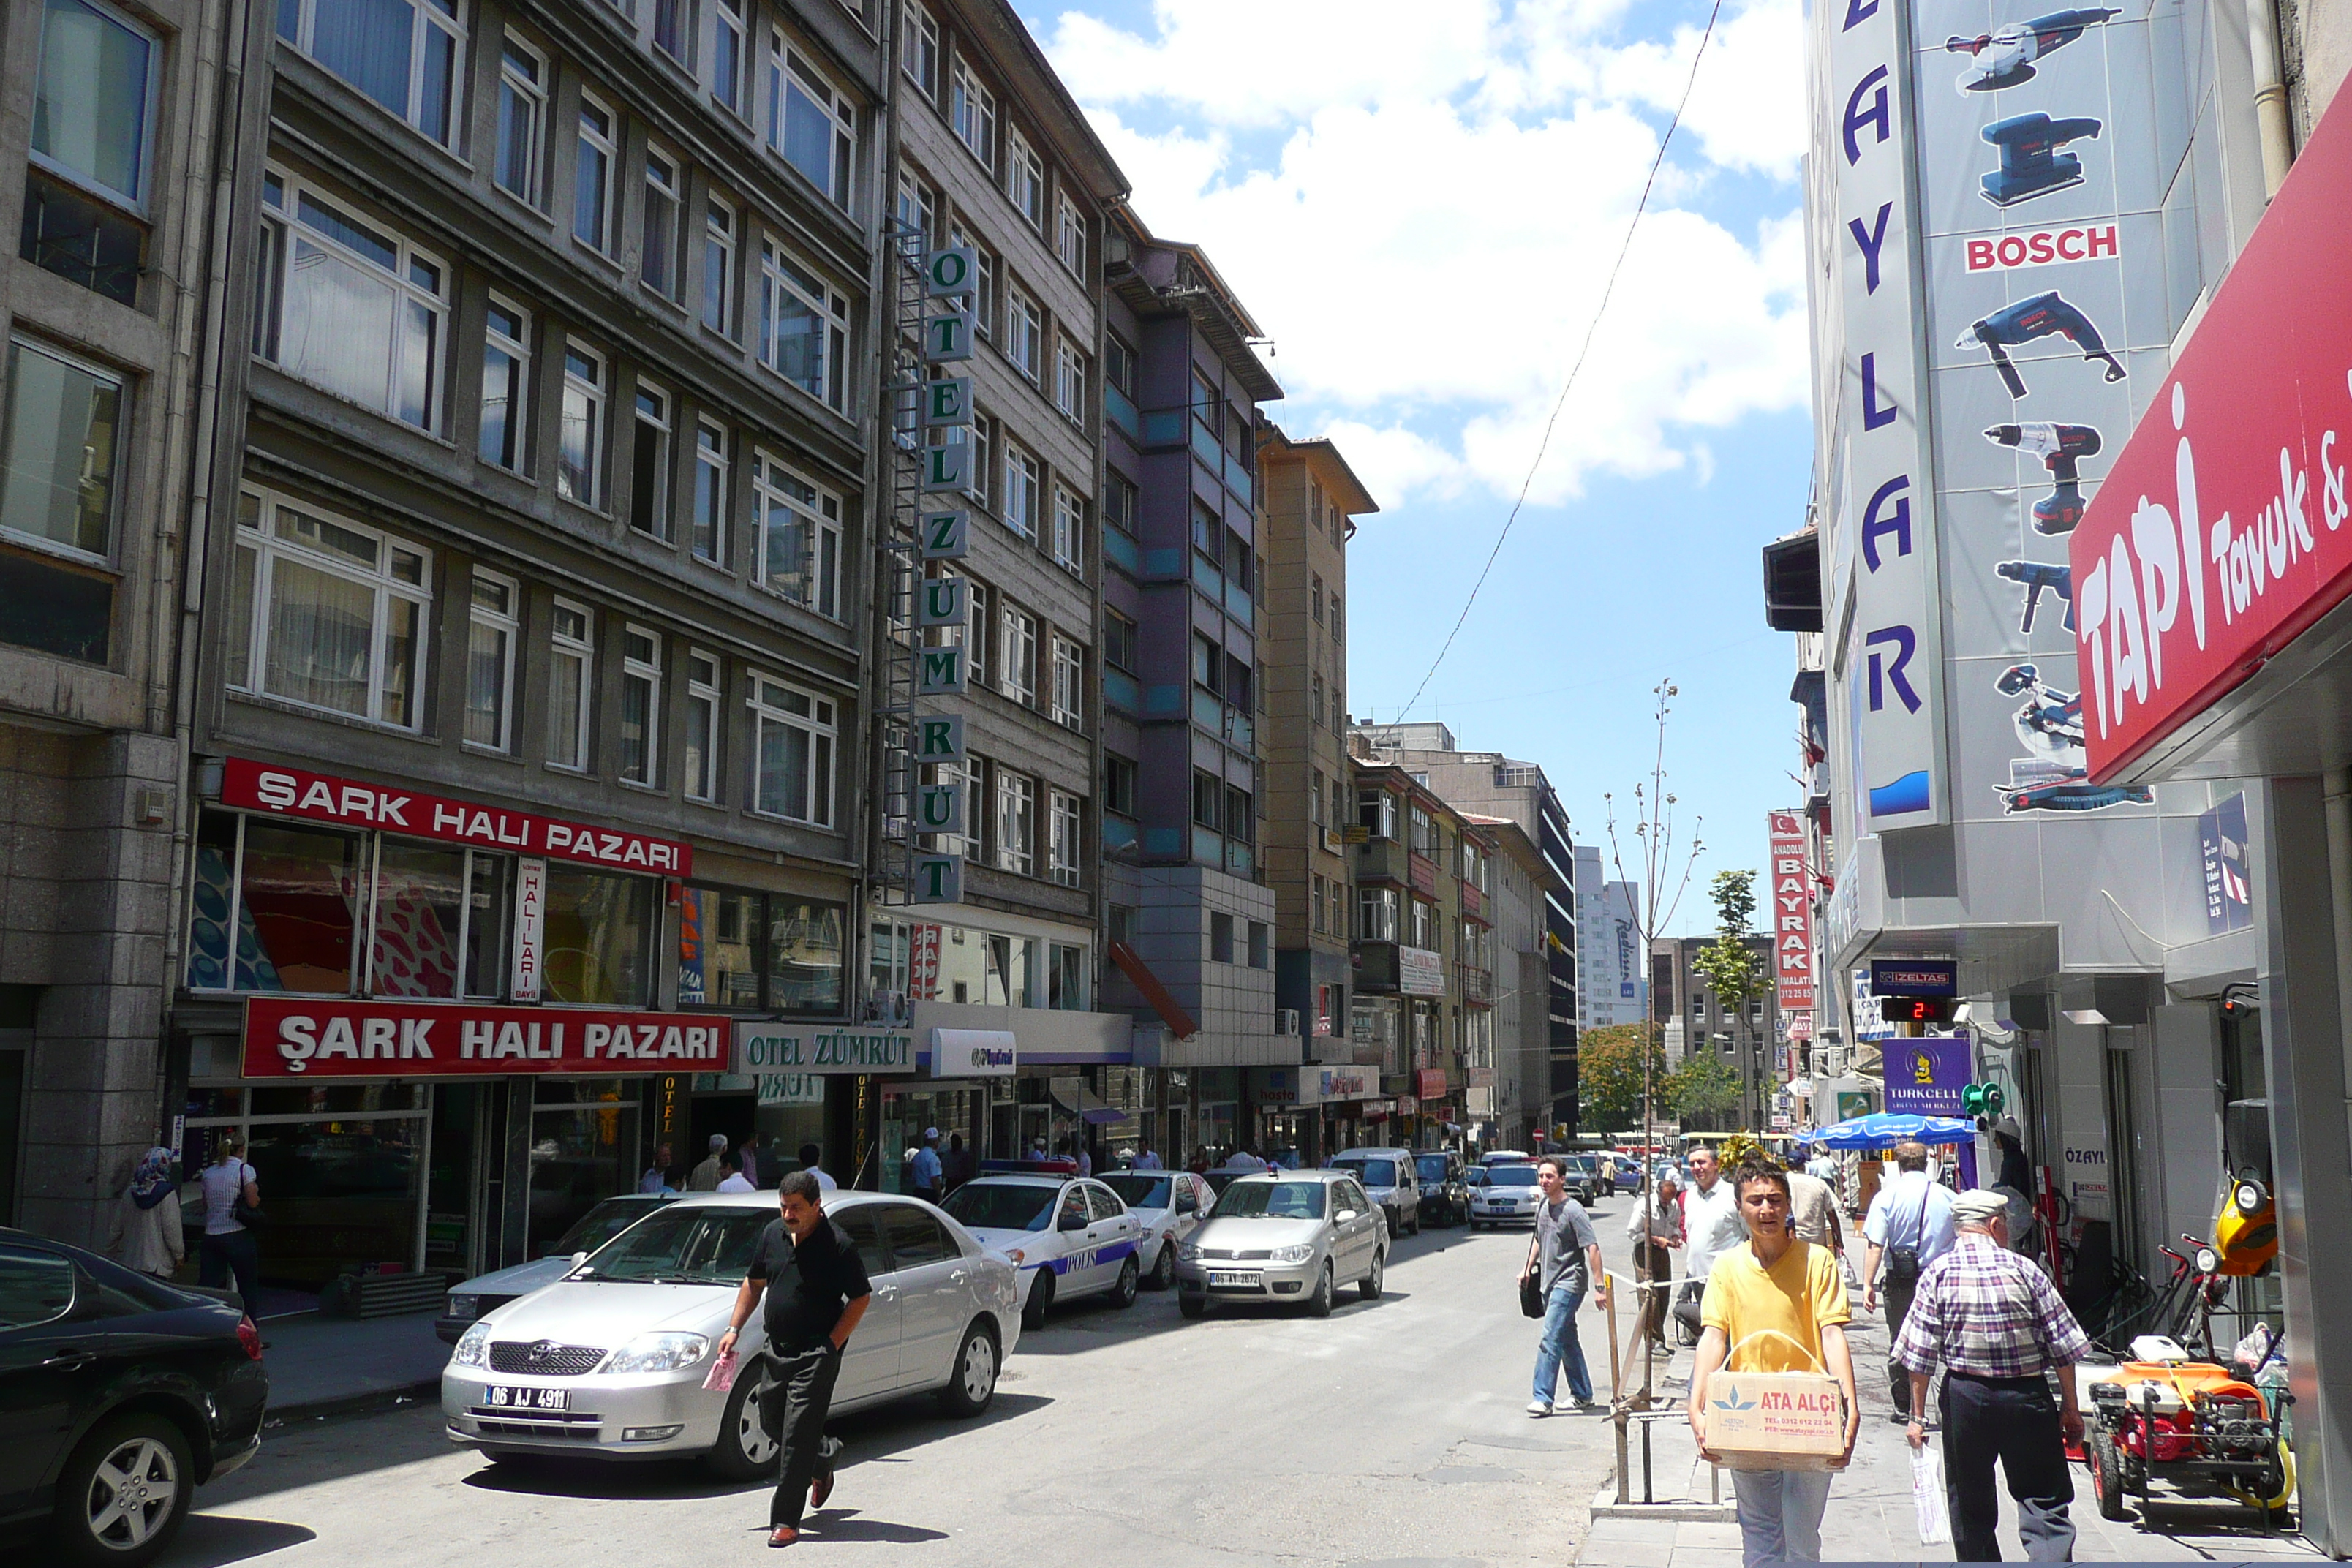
[
  {"x1": 1957, "y1": 292, "x2": 2127, "y2": 398},
  {"x1": 1985, "y1": 421, "x2": 2103, "y2": 532},
  {"x1": 1945, "y1": 9, "x2": 2122, "y2": 91},
  {"x1": 1981, "y1": 112, "x2": 2103, "y2": 205}
]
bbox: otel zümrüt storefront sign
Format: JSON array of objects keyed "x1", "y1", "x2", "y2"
[
  {"x1": 735, "y1": 1028, "x2": 914, "y2": 1076},
  {"x1": 242, "y1": 998, "x2": 729, "y2": 1077}
]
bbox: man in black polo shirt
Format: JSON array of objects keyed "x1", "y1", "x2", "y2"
[{"x1": 717, "y1": 1170, "x2": 873, "y2": 1548}]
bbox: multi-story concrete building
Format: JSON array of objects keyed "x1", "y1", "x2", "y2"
[
  {"x1": 1572, "y1": 845, "x2": 1642, "y2": 1030},
  {"x1": 1467, "y1": 814, "x2": 1555, "y2": 1148},
  {"x1": 0, "y1": 0, "x2": 231, "y2": 1243},
  {"x1": 1649, "y1": 935, "x2": 1782, "y2": 1134}
]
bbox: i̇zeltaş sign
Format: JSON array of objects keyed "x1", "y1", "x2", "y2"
[
  {"x1": 243, "y1": 998, "x2": 728, "y2": 1078},
  {"x1": 223, "y1": 758, "x2": 692, "y2": 875}
]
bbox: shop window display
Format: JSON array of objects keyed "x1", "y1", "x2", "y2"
[
  {"x1": 369, "y1": 839, "x2": 465, "y2": 998},
  {"x1": 529, "y1": 1078, "x2": 638, "y2": 1259},
  {"x1": 679, "y1": 888, "x2": 845, "y2": 1014},
  {"x1": 542, "y1": 866, "x2": 655, "y2": 1006}
]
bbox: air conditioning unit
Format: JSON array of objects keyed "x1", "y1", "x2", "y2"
[{"x1": 1279, "y1": 1009, "x2": 1302, "y2": 1036}]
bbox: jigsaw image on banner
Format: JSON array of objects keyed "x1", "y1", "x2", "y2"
[
  {"x1": 1980, "y1": 113, "x2": 2103, "y2": 205},
  {"x1": 1991, "y1": 664, "x2": 2152, "y2": 813},
  {"x1": 1985, "y1": 421, "x2": 2103, "y2": 533},
  {"x1": 1956, "y1": 292, "x2": 2126, "y2": 397},
  {"x1": 1944, "y1": 8, "x2": 2122, "y2": 91}
]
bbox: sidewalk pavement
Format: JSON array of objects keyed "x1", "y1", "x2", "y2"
[
  {"x1": 1575, "y1": 1308, "x2": 2321, "y2": 1565},
  {"x1": 260, "y1": 1308, "x2": 449, "y2": 1418}
]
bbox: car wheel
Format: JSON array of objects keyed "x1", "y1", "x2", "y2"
[
  {"x1": 935, "y1": 1319, "x2": 1000, "y2": 1417},
  {"x1": 1361, "y1": 1248, "x2": 1384, "y2": 1301},
  {"x1": 1307, "y1": 1261, "x2": 1335, "y2": 1319},
  {"x1": 1179, "y1": 1293, "x2": 1208, "y2": 1319},
  {"x1": 1021, "y1": 1267, "x2": 1055, "y2": 1332},
  {"x1": 50, "y1": 1412, "x2": 193, "y2": 1567},
  {"x1": 706, "y1": 1362, "x2": 779, "y2": 1482},
  {"x1": 1150, "y1": 1240, "x2": 1177, "y2": 1290},
  {"x1": 1109, "y1": 1255, "x2": 1140, "y2": 1310},
  {"x1": 1407, "y1": 1205, "x2": 1422, "y2": 1236}
]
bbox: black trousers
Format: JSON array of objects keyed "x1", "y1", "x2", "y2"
[
  {"x1": 1941, "y1": 1372, "x2": 2077, "y2": 1561},
  {"x1": 198, "y1": 1230, "x2": 262, "y2": 1311},
  {"x1": 1884, "y1": 1274, "x2": 1918, "y2": 1414},
  {"x1": 761, "y1": 1346, "x2": 842, "y2": 1529}
]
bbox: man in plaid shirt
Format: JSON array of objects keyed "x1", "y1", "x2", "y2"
[{"x1": 1893, "y1": 1188, "x2": 2091, "y2": 1561}]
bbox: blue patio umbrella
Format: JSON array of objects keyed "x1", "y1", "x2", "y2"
[{"x1": 1816, "y1": 1112, "x2": 1976, "y2": 1150}]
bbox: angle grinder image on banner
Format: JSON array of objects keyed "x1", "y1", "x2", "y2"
[
  {"x1": 1943, "y1": 7, "x2": 2120, "y2": 91},
  {"x1": 1956, "y1": 292, "x2": 2126, "y2": 397}
]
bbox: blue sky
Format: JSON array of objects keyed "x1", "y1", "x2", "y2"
[{"x1": 1033, "y1": 0, "x2": 1814, "y2": 935}]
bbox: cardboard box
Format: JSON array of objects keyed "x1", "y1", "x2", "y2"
[{"x1": 1701, "y1": 1369, "x2": 1850, "y2": 1471}]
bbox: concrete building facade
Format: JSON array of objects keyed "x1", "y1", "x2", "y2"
[{"x1": 1572, "y1": 843, "x2": 1641, "y2": 1030}]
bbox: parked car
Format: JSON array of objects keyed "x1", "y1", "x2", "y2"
[
  {"x1": 436, "y1": 1193, "x2": 676, "y2": 1343},
  {"x1": 0, "y1": 1229, "x2": 268, "y2": 1566},
  {"x1": 940, "y1": 1175, "x2": 1145, "y2": 1330},
  {"x1": 1558, "y1": 1154, "x2": 1605, "y2": 1203},
  {"x1": 1175, "y1": 1172, "x2": 1386, "y2": 1319},
  {"x1": 442, "y1": 1191, "x2": 1018, "y2": 1477},
  {"x1": 1469, "y1": 1161, "x2": 1546, "y2": 1227},
  {"x1": 1414, "y1": 1150, "x2": 1471, "y2": 1227},
  {"x1": 1328, "y1": 1148, "x2": 1421, "y2": 1236},
  {"x1": 1481, "y1": 1149, "x2": 1534, "y2": 1166},
  {"x1": 1095, "y1": 1170, "x2": 1213, "y2": 1289}
]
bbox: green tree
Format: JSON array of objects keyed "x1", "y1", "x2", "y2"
[
  {"x1": 1689, "y1": 870, "x2": 1763, "y2": 1009},
  {"x1": 1578, "y1": 1023, "x2": 1667, "y2": 1132},
  {"x1": 1666, "y1": 1052, "x2": 1742, "y2": 1120}
]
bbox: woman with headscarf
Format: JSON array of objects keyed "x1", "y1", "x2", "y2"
[{"x1": 110, "y1": 1145, "x2": 186, "y2": 1280}]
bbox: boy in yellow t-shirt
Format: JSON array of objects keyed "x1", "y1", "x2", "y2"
[{"x1": 1687, "y1": 1163, "x2": 1861, "y2": 1567}]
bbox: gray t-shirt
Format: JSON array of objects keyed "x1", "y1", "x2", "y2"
[{"x1": 1535, "y1": 1196, "x2": 1598, "y2": 1296}]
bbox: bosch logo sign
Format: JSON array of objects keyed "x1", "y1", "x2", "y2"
[{"x1": 1963, "y1": 224, "x2": 2119, "y2": 274}]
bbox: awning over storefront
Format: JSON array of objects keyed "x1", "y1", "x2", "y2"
[{"x1": 1050, "y1": 1076, "x2": 1125, "y2": 1125}]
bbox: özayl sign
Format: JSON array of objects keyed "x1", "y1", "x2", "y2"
[
  {"x1": 2069, "y1": 91, "x2": 2352, "y2": 780},
  {"x1": 243, "y1": 998, "x2": 729, "y2": 1077}
]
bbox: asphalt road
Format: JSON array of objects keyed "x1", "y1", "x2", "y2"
[{"x1": 162, "y1": 1199, "x2": 1639, "y2": 1568}]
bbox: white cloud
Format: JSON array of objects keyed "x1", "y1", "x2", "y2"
[{"x1": 1045, "y1": 0, "x2": 1809, "y2": 506}]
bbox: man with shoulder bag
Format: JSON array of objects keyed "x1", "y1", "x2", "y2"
[{"x1": 1861, "y1": 1141, "x2": 1957, "y2": 1423}]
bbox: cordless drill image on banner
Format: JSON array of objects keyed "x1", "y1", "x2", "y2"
[{"x1": 1985, "y1": 421, "x2": 2102, "y2": 532}]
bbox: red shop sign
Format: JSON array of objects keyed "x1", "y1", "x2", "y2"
[
  {"x1": 1415, "y1": 1068, "x2": 1447, "y2": 1100},
  {"x1": 2070, "y1": 88, "x2": 2352, "y2": 780},
  {"x1": 222, "y1": 758, "x2": 693, "y2": 875},
  {"x1": 242, "y1": 996, "x2": 730, "y2": 1079}
]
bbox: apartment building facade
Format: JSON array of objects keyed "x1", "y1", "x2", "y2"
[
  {"x1": 1572, "y1": 844, "x2": 1641, "y2": 1030},
  {"x1": 1469, "y1": 815, "x2": 1552, "y2": 1148}
]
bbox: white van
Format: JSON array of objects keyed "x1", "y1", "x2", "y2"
[{"x1": 1328, "y1": 1148, "x2": 1422, "y2": 1237}]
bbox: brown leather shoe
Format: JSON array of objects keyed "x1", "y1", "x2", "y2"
[
  {"x1": 768, "y1": 1526, "x2": 799, "y2": 1548},
  {"x1": 810, "y1": 1466, "x2": 835, "y2": 1511}
]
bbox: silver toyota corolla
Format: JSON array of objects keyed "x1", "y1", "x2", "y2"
[
  {"x1": 441, "y1": 1191, "x2": 1019, "y2": 1477},
  {"x1": 1175, "y1": 1170, "x2": 1387, "y2": 1319}
]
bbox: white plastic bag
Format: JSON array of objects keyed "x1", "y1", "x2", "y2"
[{"x1": 1911, "y1": 1443, "x2": 1953, "y2": 1545}]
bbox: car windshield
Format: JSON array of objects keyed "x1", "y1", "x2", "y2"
[
  {"x1": 579, "y1": 1206, "x2": 772, "y2": 1284},
  {"x1": 1564, "y1": 1156, "x2": 1594, "y2": 1173},
  {"x1": 1098, "y1": 1175, "x2": 1172, "y2": 1210},
  {"x1": 1332, "y1": 1159, "x2": 1393, "y2": 1188},
  {"x1": 1415, "y1": 1155, "x2": 1450, "y2": 1183},
  {"x1": 1212, "y1": 1181, "x2": 1329, "y2": 1220},
  {"x1": 556, "y1": 1197, "x2": 663, "y2": 1256},
  {"x1": 942, "y1": 1183, "x2": 1057, "y2": 1232},
  {"x1": 1490, "y1": 1166, "x2": 1541, "y2": 1187}
]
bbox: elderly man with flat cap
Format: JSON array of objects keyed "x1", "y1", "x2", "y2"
[{"x1": 1893, "y1": 1188, "x2": 2092, "y2": 1561}]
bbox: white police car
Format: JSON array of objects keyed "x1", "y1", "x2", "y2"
[{"x1": 940, "y1": 1175, "x2": 1144, "y2": 1329}]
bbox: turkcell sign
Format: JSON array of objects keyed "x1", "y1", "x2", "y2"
[
  {"x1": 735, "y1": 1028, "x2": 915, "y2": 1075},
  {"x1": 1867, "y1": 959, "x2": 1958, "y2": 997},
  {"x1": 1821, "y1": 0, "x2": 1944, "y2": 826}
]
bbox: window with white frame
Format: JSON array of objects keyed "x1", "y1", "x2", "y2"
[
  {"x1": 1006, "y1": 283, "x2": 1041, "y2": 378},
  {"x1": 1, "y1": 336, "x2": 126, "y2": 564},
  {"x1": 493, "y1": 35, "x2": 545, "y2": 204},
  {"x1": 995, "y1": 770, "x2": 1034, "y2": 876},
  {"x1": 950, "y1": 224, "x2": 995, "y2": 337},
  {"x1": 761, "y1": 243, "x2": 850, "y2": 413},
  {"x1": 750, "y1": 675, "x2": 835, "y2": 825},
  {"x1": 277, "y1": 0, "x2": 463, "y2": 146},
  {"x1": 968, "y1": 413, "x2": 994, "y2": 510},
  {"x1": 642, "y1": 149, "x2": 682, "y2": 300},
  {"x1": 769, "y1": 38, "x2": 855, "y2": 208},
  {"x1": 708, "y1": 0, "x2": 745, "y2": 114},
  {"x1": 1049, "y1": 791, "x2": 1081, "y2": 886},
  {"x1": 548, "y1": 598, "x2": 592, "y2": 768},
  {"x1": 558, "y1": 344, "x2": 605, "y2": 505},
  {"x1": 894, "y1": 169, "x2": 935, "y2": 248},
  {"x1": 478, "y1": 295, "x2": 529, "y2": 472},
  {"x1": 951, "y1": 62, "x2": 995, "y2": 165},
  {"x1": 1050, "y1": 483, "x2": 1084, "y2": 575},
  {"x1": 227, "y1": 488, "x2": 431, "y2": 729},
  {"x1": 575, "y1": 94, "x2": 617, "y2": 252},
  {"x1": 702, "y1": 197, "x2": 735, "y2": 334},
  {"x1": 1358, "y1": 886, "x2": 1398, "y2": 942},
  {"x1": 31, "y1": 0, "x2": 157, "y2": 212},
  {"x1": 630, "y1": 382, "x2": 672, "y2": 540},
  {"x1": 254, "y1": 170, "x2": 448, "y2": 433},
  {"x1": 963, "y1": 581, "x2": 989, "y2": 686},
  {"x1": 1053, "y1": 337, "x2": 1085, "y2": 423},
  {"x1": 1050, "y1": 636, "x2": 1083, "y2": 729},
  {"x1": 1006, "y1": 129, "x2": 1042, "y2": 226},
  {"x1": 619, "y1": 625, "x2": 661, "y2": 785},
  {"x1": 751, "y1": 451, "x2": 843, "y2": 618},
  {"x1": 1000, "y1": 442, "x2": 1038, "y2": 537},
  {"x1": 464, "y1": 570, "x2": 518, "y2": 750},
  {"x1": 1055, "y1": 193, "x2": 1085, "y2": 275},
  {"x1": 1312, "y1": 874, "x2": 1328, "y2": 933},
  {"x1": 652, "y1": 0, "x2": 690, "y2": 63},
  {"x1": 693, "y1": 421, "x2": 729, "y2": 564},
  {"x1": 999, "y1": 603, "x2": 1036, "y2": 706},
  {"x1": 684, "y1": 649, "x2": 720, "y2": 801},
  {"x1": 901, "y1": 1, "x2": 938, "y2": 97}
]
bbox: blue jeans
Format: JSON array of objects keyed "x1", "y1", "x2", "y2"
[
  {"x1": 1532, "y1": 1281, "x2": 1592, "y2": 1405},
  {"x1": 1730, "y1": 1468, "x2": 1833, "y2": 1567}
]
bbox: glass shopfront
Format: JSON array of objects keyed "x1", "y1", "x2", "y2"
[{"x1": 528, "y1": 1077, "x2": 638, "y2": 1259}]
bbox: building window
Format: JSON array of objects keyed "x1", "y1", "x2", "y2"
[
  {"x1": 965, "y1": 581, "x2": 990, "y2": 686},
  {"x1": 1210, "y1": 911, "x2": 1235, "y2": 963},
  {"x1": 1311, "y1": 671, "x2": 1324, "y2": 728},
  {"x1": 770, "y1": 39, "x2": 855, "y2": 208},
  {"x1": 1357, "y1": 788, "x2": 1397, "y2": 840},
  {"x1": 494, "y1": 35, "x2": 545, "y2": 205},
  {"x1": 1226, "y1": 785, "x2": 1253, "y2": 844},
  {"x1": 999, "y1": 603, "x2": 1037, "y2": 706},
  {"x1": 684, "y1": 649, "x2": 720, "y2": 801},
  {"x1": 951, "y1": 62, "x2": 995, "y2": 165},
  {"x1": 708, "y1": 0, "x2": 745, "y2": 113},
  {"x1": 750, "y1": 675, "x2": 836, "y2": 825},
  {"x1": 254, "y1": 170, "x2": 448, "y2": 433},
  {"x1": 630, "y1": 382, "x2": 673, "y2": 540},
  {"x1": 277, "y1": 0, "x2": 461, "y2": 146},
  {"x1": 619, "y1": 625, "x2": 661, "y2": 785},
  {"x1": 951, "y1": 225, "x2": 995, "y2": 336},
  {"x1": 751, "y1": 451, "x2": 842, "y2": 618},
  {"x1": 1312, "y1": 873, "x2": 1327, "y2": 934},
  {"x1": 1104, "y1": 609, "x2": 1137, "y2": 674},
  {"x1": 1359, "y1": 886, "x2": 1398, "y2": 942},
  {"x1": 1248, "y1": 921, "x2": 1270, "y2": 969},
  {"x1": 478, "y1": 295, "x2": 529, "y2": 472},
  {"x1": 1006, "y1": 284, "x2": 1041, "y2": 380},
  {"x1": 1311, "y1": 573, "x2": 1324, "y2": 624},
  {"x1": 574, "y1": 95, "x2": 617, "y2": 252},
  {"x1": 1048, "y1": 940, "x2": 1085, "y2": 1007},
  {"x1": 28, "y1": 0, "x2": 157, "y2": 308},
  {"x1": 543, "y1": 864, "x2": 657, "y2": 1006},
  {"x1": 1104, "y1": 471, "x2": 1137, "y2": 540},
  {"x1": 1331, "y1": 594, "x2": 1343, "y2": 645},
  {"x1": 0, "y1": 336, "x2": 124, "y2": 564},
  {"x1": 1104, "y1": 753, "x2": 1136, "y2": 815},
  {"x1": 1051, "y1": 636, "x2": 1084, "y2": 729},
  {"x1": 1191, "y1": 632, "x2": 1219, "y2": 695},
  {"x1": 1051, "y1": 483, "x2": 1085, "y2": 574},
  {"x1": 227, "y1": 488, "x2": 430, "y2": 730},
  {"x1": 1049, "y1": 791, "x2": 1082, "y2": 887},
  {"x1": 701, "y1": 197, "x2": 736, "y2": 336},
  {"x1": 642, "y1": 149, "x2": 682, "y2": 301},
  {"x1": 1192, "y1": 770, "x2": 1220, "y2": 830},
  {"x1": 1006, "y1": 129, "x2": 1041, "y2": 226},
  {"x1": 558, "y1": 344, "x2": 605, "y2": 506},
  {"x1": 1001, "y1": 443, "x2": 1039, "y2": 537},
  {"x1": 995, "y1": 771, "x2": 1034, "y2": 875},
  {"x1": 548, "y1": 598, "x2": 592, "y2": 768},
  {"x1": 1053, "y1": 337, "x2": 1086, "y2": 423},
  {"x1": 693, "y1": 421, "x2": 729, "y2": 564},
  {"x1": 652, "y1": 0, "x2": 691, "y2": 62},
  {"x1": 761, "y1": 243, "x2": 851, "y2": 413},
  {"x1": 464, "y1": 570, "x2": 517, "y2": 750},
  {"x1": 679, "y1": 889, "x2": 845, "y2": 1014},
  {"x1": 902, "y1": 2, "x2": 938, "y2": 95},
  {"x1": 1055, "y1": 193, "x2": 1085, "y2": 276},
  {"x1": 895, "y1": 169, "x2": 935, "y2": 248}
]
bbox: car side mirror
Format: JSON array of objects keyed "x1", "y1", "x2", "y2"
[
  {"x1": 570, "y1": 1251, "x2": 589, "y2": 1269},
  {"x1": 1059, "y1": 1213, "x2": 1087, "y2": 1232},
  {"x1": 1335, "y1": 1209, "x2": 1358, "y2": 1224}
]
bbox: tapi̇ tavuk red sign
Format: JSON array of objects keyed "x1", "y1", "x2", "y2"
[
  {"x1": 242, "y1": 997, "x2": 730, "y2": 1078},
  {"x1": 2069, "y1": 88, "x2": 2352, "y2": 781},
  {"x1": 222, "y1": 758, "x2": 692, "y2": 875}
]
